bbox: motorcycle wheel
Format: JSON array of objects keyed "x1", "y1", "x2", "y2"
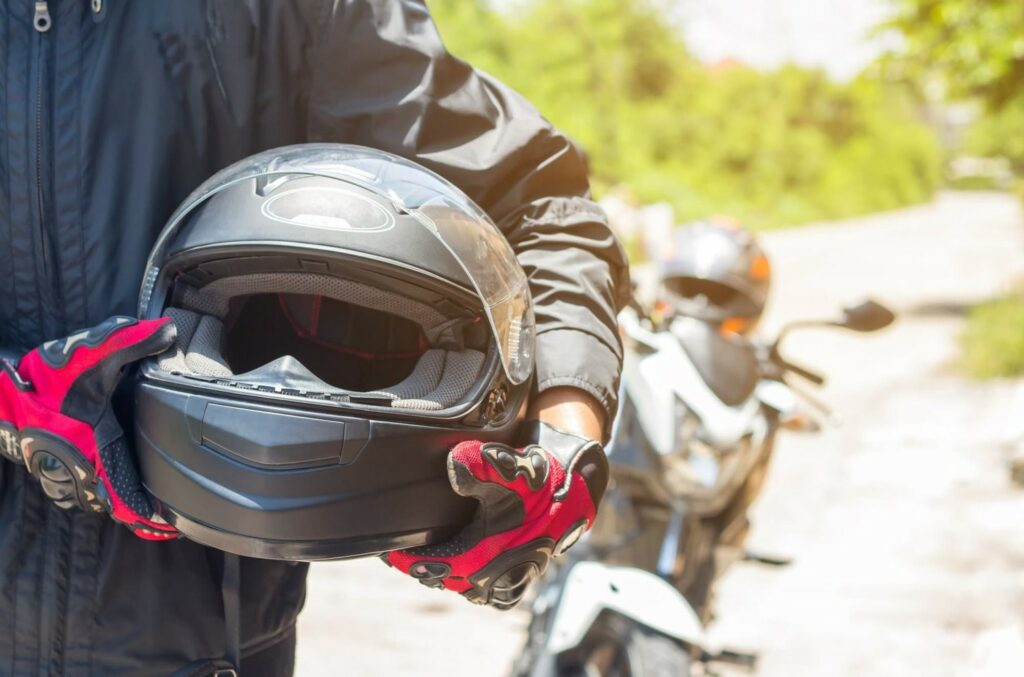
[{"x1": 560, "y1": 614, "x2": 692, "y2": 677}]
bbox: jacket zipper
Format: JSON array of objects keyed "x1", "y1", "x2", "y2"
[
  {"x1": 33, "y1": 3, "x2": 50, "y2": 304},
  {"x1": 32, "y1": 6, "x2": 70, "y2": 674},
  {"x1": 32, "y1": 1, "x2": 66, "y2": 337}
]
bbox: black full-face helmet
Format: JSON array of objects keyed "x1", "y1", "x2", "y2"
[
  {"x1": 657, "y1": 218, "x2": 771, "y2": 335},
  {"x1": 134, "y1": 144, "x2": 535, "y2": 561}
]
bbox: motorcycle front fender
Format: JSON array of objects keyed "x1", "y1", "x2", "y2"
[{"x1": 545, "y1": 561, "x2": 706, "y2": 655}]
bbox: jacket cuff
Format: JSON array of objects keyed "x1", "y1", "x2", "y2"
[{"x1": 534, "y1": 328, "x2": 621, "y2": 427}]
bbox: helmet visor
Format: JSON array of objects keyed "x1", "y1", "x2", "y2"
[{"x1": 141, "y1": 144, "x2": 535, "y2": 384}]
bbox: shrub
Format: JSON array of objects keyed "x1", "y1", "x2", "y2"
[{"x1": 961, "y1": 292, "x2": 1024, "y2": 378}]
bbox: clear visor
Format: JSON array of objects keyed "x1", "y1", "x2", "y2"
[{"x1": 140, "y1": 144, "x2": 534, "y2": 384}]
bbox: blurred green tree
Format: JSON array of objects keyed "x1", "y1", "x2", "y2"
[
  {"x1": 965, "y1": 97, "x2": 1024, "y2": 172},
  {"x1": 430, "y1": 0, "x2": 941, "y2": 229},
  {"x1": 886, "y1": 0, "x2": 1024, "y2": 108},
  {"x1": 886, "y1": 0, "x2": 1024, "y2": 169}
]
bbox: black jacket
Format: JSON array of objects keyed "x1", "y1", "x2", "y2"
[{"x1": 0, "y1": 1, "x2": 629, "y2": 674}]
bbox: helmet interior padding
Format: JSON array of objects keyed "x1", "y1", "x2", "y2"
[{"x1": 156, "y1": 271, "x2": 489, "y2": 412}]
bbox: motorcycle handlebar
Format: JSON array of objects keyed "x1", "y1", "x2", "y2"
[
  {"x1": 780, "y1": 358, "x2": 826, "y2": 386},
  {"x1": 765, "y1": 342, "x2": 826, "y2": 386}
]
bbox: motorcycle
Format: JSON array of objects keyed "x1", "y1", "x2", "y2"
[{"x1": 514, "y1": 298, "x2": 895, "y2": 676}]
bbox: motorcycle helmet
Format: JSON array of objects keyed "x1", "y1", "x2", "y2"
[
  {"x1": 657, "y1": 217, "x2": 770, "y2": 335},
  {"x1": 133, "y1": 144, "x2": 535, "y2": 561}
]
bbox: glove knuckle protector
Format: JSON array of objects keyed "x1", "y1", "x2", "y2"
[
  {"x1": 0, "y1": 421, "x2": 23, "y2": 465},
  {"x1": 22, "y1": 429, "x2": 107, "y2": 513}
]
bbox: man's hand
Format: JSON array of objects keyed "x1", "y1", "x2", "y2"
[
  {"x1": 385, "y1": 420, "x2": 609, "y2": 609},
  {"x1": 0, "y1": 317, "x2": 178, "y2": 540}
]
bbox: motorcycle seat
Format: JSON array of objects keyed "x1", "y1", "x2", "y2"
[{"x1": 671, "y1": 318, "x2": 759, "y2": 407}]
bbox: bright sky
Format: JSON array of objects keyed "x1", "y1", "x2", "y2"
[{"x1": 678, "y1": 0, "x2": 896, "y2": 80}]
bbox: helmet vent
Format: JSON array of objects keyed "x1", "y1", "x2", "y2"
[{"x1": 262, "y1": 186, "x2": 394, "y2": 232}]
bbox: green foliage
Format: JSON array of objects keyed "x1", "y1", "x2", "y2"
[
  {"x1": 965, "y1": 94, "x2": 1024, "y2": 171},
  {"x1": 885, "y1": 0, "x2": 1024, "y2": 109},
  {"x1": 961, "y1": 292, "x2": 1024, "y2": 379},
  {"x1": 887, "y1": 1, "x2": 1024, "y2": 182},
  {"x1": 430, "y1": 0, "x2": 941, "y2": 229},
  {"x1": 947, "y1": 174, "x2": 1003, "y2": 191}
]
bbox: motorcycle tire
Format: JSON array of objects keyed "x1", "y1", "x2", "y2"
[{"x1": 559, "y1": 613, "x2": 692, "y2": 677}]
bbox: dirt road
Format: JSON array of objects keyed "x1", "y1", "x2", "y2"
[
  {"x1": 296, "y1": 191, "x2": 1024, "y2": 676},
  {"x1": 711, "y1": 191, "x2": 1024, "y2": 677}
]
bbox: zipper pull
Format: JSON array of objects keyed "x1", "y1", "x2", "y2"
[{"x1": 33, "y1": 1, "x2": 52, "y2": 32}]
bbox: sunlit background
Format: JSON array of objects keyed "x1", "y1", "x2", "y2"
[{"x1": 297, "y1": 2, "x2": 1024, "y2": 675}]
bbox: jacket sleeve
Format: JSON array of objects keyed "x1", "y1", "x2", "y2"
[{"x1": 305, "y1": 0, "x2": 631, "y2": 421}]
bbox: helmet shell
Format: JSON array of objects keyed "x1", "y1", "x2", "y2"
[
  {"x1": 134, "y1": 145, "x2": 533, "y2": 560},
  {"x1": 658, "y1": 219, "x2": 770, "y2": 330}
]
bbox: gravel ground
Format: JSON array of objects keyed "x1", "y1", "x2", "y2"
[{"x1": 296, "y1": 191, "x2": 1024, "y2": 677}]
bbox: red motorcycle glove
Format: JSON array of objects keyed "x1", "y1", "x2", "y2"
[
  {"x1": 386, "y1": 421, "x2": 609, "y2": 609},
  {"x1": 0, "y1": 316, "x2": 178, "y2": 540}
]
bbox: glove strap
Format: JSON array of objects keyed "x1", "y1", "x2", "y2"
[
  {"x1": 171, "y1": 553, "x2": 242, "y2": 677},
  {"x1": 222, "y1": 552, "x2": 242, "y2": 673}
]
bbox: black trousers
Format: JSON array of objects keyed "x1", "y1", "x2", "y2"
[{"x1": 241, "y1": 627, "x2": 297, "y2": 677}]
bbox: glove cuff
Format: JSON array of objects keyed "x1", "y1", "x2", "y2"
[{"x1": 517, "y1": 420, "x2": 609, "y2": 509}]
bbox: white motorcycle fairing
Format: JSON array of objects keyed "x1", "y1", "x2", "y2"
[
  {"x1": 544, "y1": 561, "x2": 706, "y2": 654},
  {"x1": 619, "y1": 312, "x2": 760, "y2": 453}
]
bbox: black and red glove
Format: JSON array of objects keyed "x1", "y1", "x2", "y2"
[
  {"x1": 0, "y1": 316, "x2": 178, "y2": 540},
  {"x1": 386, "y1": 421, "x2": 609, "y2": 609}
]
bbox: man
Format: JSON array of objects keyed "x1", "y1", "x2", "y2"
[{"x1": 0, "y1": 1, "x2": 628, "y2": 674}]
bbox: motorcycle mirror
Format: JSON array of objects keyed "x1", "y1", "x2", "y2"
[{"x1": 834, "y1": 299, "x2": 895, "y2": 333}]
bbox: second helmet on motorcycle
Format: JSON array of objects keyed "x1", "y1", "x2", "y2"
[
  {"x1": 658, "y1": 218, "x2": 770, "y2": 335},
  {"x1": 134, "y1": 144, "x2": 535, "y2": 561}
]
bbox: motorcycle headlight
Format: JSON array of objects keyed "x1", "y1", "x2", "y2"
[
  {"x1": 662, "y1": 439, "x2": 721, "y2": 497},
  {"x1": 660, "y1": 402, "x2": 713, "y2": 495},
  {"x1": 661, "y1": 399, "x2": 752, "y2": 503}
]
